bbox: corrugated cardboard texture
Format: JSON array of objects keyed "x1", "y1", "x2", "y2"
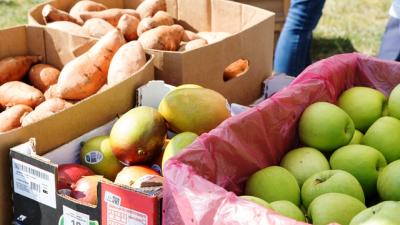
[{"x1": 0, "y1": 26, "x2": 154, "y2": 225}]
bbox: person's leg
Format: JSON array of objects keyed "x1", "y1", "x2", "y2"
[
  {"x1": 378, "y1": 17, "x2": 400, "y2": 62},
  {"x1": 274, "y1": 0, "x2": 326, "y2": 76}
]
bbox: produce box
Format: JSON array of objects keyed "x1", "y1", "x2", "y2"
[
  {"x1": 10, "y1": 120, "x2": 161, "y2": 225},
  {"x1": 0, "y1": 26, "x2": 154, "y2": 225},
  {"x1": 232, "y1": 0, "x2": 290, "y2": 44},
  {"x1": 162, "y1": 53, "x2": 400, "y2": 224},
  {"x1": 28, "y1": 0, "x2": 275, "y2": 105}
]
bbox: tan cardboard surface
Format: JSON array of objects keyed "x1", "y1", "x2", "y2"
[{"x1": 0, "y1": 26, "x2": 154, "y2": 225}]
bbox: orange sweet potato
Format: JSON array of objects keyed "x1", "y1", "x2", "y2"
[
  {"x1": 137, "y1": 11, "x2": 174, "y2": 36},
  {"x1": 83, "y1": 18, "x2": 115, "y2": 38},
  {"x1": 57, "y1": 29, "x2": 126, "y2": 100},
  {"x1": 117, "y1": 14, "x2": 140, "y2": 41},
  {"x1": 136, "y1": 0, "x2": 166, "y2": 19},
  {"x1": 44, "y1": 85, "x2": 59, "y2": 100},
  {"x1": 179, "y1": 39, "x2": 208, "y2": 51},
  {"x1": 138, "y1": 24, "x2": 184, "y2": 51},
  {"x1": 182, "y1": 30, "x2": 201, "y2": 42},
  {"x1": 0, "y1": 81, "x2": 44, "y2": 108},
  {"x1": 0, "y1": 105, "x2": 33, "y2": 132},
  {"x1": 223, "y1": 59, "x2": 249, "y2": 81},
  {"x1": 0, "y1": 55, "x2": 42, "y2": 85},
  {"x1": 80, "y1": 9, "x2": 141, "y2": 26},
  {"x1": 42, "y1": 4, "x2": 82, "y2": 25},
  {"x1": 21, "y1": 98, "x2": 73, "y2": 127},
  {"x1": 108, "y1": 41, "x2": 146, "y2": 85},
  {"x1": 69, "y1": 0, "x2": 108, "y2": 24},
  {"x1": 29, "y1": 64, "x2": 60, "y2": 92},
  {"x1": 47, "y1": 21, "x2": 90, "y2": 37}
]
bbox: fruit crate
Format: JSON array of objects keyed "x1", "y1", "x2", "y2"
[{"x1": 162, "y1": 53, "x2": 400, "y2": 224}]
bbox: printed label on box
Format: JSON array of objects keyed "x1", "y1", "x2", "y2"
[
  {"x1": 12, "y1": 158, "x2": 56, "y2": 209},
  {"x1": 105, "y1": 191, "x2": 121, "y2": 206},
  {"x1": 107, "y1": 202, "x2": 148, "y2": 225},
  {"x1": 63, "y1": 206, "x2": 90, "y2": 225}
]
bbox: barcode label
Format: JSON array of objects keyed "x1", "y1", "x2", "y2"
[
  {"x1": 12, "y1": 158, "x2": 56, "y2": 209},
  {"x1": 14, "y1": 161, "x2": 50, "y2": 180}
]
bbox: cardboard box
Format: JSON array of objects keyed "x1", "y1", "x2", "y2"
[
  {"x1": 10, "y1": 81, "x2": 175, "y2": 225},
  {"x1": 10, "y1": 120, "x2": 161, "y2": 225},
  {"x1": 28, "y1": 0, "x2": 275, "y2": 105},
  {"x1": 0, "y1": 26, "x2": 154, "y2": 225}
]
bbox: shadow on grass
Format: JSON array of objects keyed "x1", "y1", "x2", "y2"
[{"x1": 311, "y1": 37, "x2": 357, "y2": 62}]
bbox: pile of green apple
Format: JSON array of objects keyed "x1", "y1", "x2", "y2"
[{"x1": 242, "y1": 85, "x2": 400, "y2": 225}]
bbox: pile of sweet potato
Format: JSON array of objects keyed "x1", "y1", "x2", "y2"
[
  {"x1": 0, "y1": 29, "x2": 147, "y2": 133},
  {"x1": 41, "y1": 0, "x2": 234, "y2": 52}
]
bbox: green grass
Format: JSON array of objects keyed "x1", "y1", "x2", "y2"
[
  {"x1": 0, "y1": 0, "x2": 394, "y2": 61},
  {"x1": 312, "y1": 0, "x2": 392, "y2": 60}
]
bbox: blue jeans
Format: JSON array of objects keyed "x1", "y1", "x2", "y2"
[
  {"x1": 274, "y1": 0, "x2": 326, "y2": 77},
  {"x1": 378, "y1": 17, "x2": 400, "y2": 61}
]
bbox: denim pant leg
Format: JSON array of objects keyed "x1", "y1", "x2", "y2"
[
  {"x1": 378, "y1": 17, "x2": 400, "y2": 62},
  {"x1": 274, "y1": 0, "x2": 326, "y2": 77}
]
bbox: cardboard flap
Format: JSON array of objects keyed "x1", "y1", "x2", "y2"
[
  {"x1": 43, "y1": 27, "x2": 97, "y2": 69},
  {"x1": 0, "y1": 26, "x2": 29, "y2": 58}
]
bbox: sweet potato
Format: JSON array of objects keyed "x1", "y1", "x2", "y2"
[
  {"x1": 223, "y1": 59, "x2": 249, "y2": 81},
  {"x1": 108, "y1": 41, "x2": 146, "y2": 85},
  {"x1": 80, "y1": 9, "x2": 141, "y2": 26},
  {"x1": 42, "y1": 4, "x2": 82, "y2": 25},
  {"x1": 83, "y1": 18, "x2": 115, "y2": 38},
  {"x1": 29, "y1": 64, "x2": 60, "y2": 92},
  {"x1": 0, "y1": 105, "x2": 32, "y2": 132},
  {"x1": 182, "y1": 30, "x2": 201, "y2": 42},
  {"x1": 179, "y1": 39, "x2": 208, "y2": 51},
  {"x1": 21, "y1": 98, "x2": 73, "y2": 127},
  {"x1": 57, "y1": 29, "x2": 126, "y2": 100},
  {"x1": 197, "y1": 32, "x2": 231, "y2": 44},
  {"x1": 0, "y1": 55, "x2": 42, "y2": 85},
  {"x1": 44, "y1": 85, "x2": 59, "y2": 100},
  {"x1": 136, "y1": 0, "x2": 166, "y2": 19},
  {"x1": 69, "y1": 0, "x2": 108, "y2": 24},
  {"x1": 137, "y1": 11, "x2": 174, "y2": 36},
  {"x1": 117, "y1": 14, "x2": 140, "y2": 41},
  {"x1": 0, "y1": 81, "x2": 44, "y2": 108},
  {"x1": 47, "y1": 21, "x2": 89, "y2": 37},
  {"x1": 138, "y1": 24, "x2": 184, "y2": 51}
]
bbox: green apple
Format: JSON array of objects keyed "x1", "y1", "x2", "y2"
[
  {"x1": 338, "y1": 87, "x2": 386, "y2": 132},
  {"x1": 162, "y1": 132, "x2": 198, "y2": 170},
  {"x1": 377, "y1": 160, "x2": 400, "y2": 201},
  {"x1": 301, "y1": 169, "x2": 365, "y2": 208},
  {"x1": 362, "y1": 116, "x2": 400, "y2": 163},
  {"x1": 308, "y1": 192, "x2": 366, "y2": 225},
  {"x1": 270, "y1": 200, "x2": 306, "y2": 222},
  {"x1": 388, "y1": 84, "x2": 400, "y2": 119},
  {"x1": 350, "y1": 201, "x2": 400, "y2": 225},
  {"x1": 245, "y1": 166, "x2": 300, "y2": 206},
  {"x1": 80, "y1": 136, "x2": 123, "y2": 180},
  {"x1": 299, "y1": 102, "x2": 355, "y2": 152},
  {"x1": 330, "y1": 144, "x2": 387, "y2": 198},
  {"x1": 240, "y1": 195, "x2": 271, "y2": 209},
  {"x1": 349, "y1": 130, "x2": 364, "y2": 145},
  {"x1": 280, "y1": 147, "x2": 330, "y2": 187}
]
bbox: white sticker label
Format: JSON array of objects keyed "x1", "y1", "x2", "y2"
[
  {"x1": 12, "y1": 158, "x2": 56, "y2": 209},
  {"x1": 63, "y1": 206, "x2": 90, "y2": 225},
  {"x1": 84, "y1": 151, "x2": 103, "y2": 164},
  {"x1": 107, "y1": 203, "x2": 148, "y2": 225},
  {"x1": 105, "y1": 191, "x2": 121, "y2": 206}
]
